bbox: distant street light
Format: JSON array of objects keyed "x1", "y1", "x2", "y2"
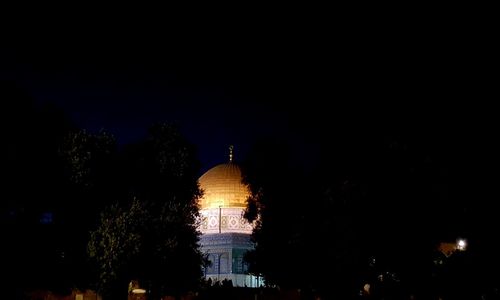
[{"x1": 457, "y1": 239, "x2": 467, "y2": 251}]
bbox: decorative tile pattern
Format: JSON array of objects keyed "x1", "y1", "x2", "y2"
[{"x1": 198, "y1": 207, "x2": 254, "y2": 234}]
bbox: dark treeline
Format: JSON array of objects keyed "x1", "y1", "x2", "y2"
[
  {"x1": 1, "y1": 81, "x2": 75, "y2": 297},
  {"x1": 241, "y1": 103, "x2": 498, "y2": 299},
  {"x1": 1, "y1": 82, "x2": 204, "y2": 299}
]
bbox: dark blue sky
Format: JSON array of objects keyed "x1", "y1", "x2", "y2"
[
  {"x1": 0, "y1": 18, "x2": 492, "y2": 174},
  {"x1": 0, "y1": 37, "x2": 309, "y2": 172}
]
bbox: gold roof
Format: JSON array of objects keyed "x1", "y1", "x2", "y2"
[{"x1": 198, "y1": 163, "x2": 250, "y2": 209}]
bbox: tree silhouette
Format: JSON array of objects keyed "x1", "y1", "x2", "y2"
[
  {"x1": 88, "y1": 123, "x2": 204, "y2": 299},
  {"x1": 242, "y1": 125, "x2": 452, "y2": 298},
  {"x1": 0, "y1": 81, "x2": 76, "y2": 297}
]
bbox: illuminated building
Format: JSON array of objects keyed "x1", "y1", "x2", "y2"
[{"x1": 198, "y1": 146, "x2": 262, "y2": 287}]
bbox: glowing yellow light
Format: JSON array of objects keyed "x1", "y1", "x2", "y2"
[
  {"x1": 132, "y1": 288, "x2": 146, "y2": 294},
  {"x1": 363, "y1": 283, "x2": 371, "y2": 294}
]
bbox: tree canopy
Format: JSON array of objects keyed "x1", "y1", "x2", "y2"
[
  {"x1": 1, "y1": 81, "x2": 77, "y2": 297},
  {"x1": 1, "y1": 83, "x2": 205, "y2": 299},
  {"x1": 87, "y1": 123, "x2": 204, "y2": 299},
  {"x1": 241, "y1": 126, "x2": 475, "y2": 298}
]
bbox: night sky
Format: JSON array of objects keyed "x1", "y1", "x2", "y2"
[
  {"x1": 0, "y1": 15, "x2": 493, "y2": 176},
  {"x1": 1, "y1": 11, "x2": 498, "y2": 299}
]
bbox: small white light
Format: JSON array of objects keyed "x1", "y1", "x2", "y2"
[
  {"x1": 457, "y1": 239, "x2": 467, "y2": 251},
  {"x1": 132, "y1": 288, "x2": 146, "y2": 294}
]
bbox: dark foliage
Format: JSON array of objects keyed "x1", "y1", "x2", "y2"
[
  {"x1": 242, "y1": 115, "x2": 495, "y2": 298},
  {"x1": 1, "y1": 83, "x2": 204, "y2": 299},
  {"x1": 1, "y1": 81, "x2": 76, "y2": 297},
  {"x1": 88, "y1": 123, "x2": 204, "y2": 299}
]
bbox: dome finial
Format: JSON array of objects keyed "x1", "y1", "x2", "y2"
[{"x1": 229, "y1": 145, "x2": 234, "y2": 162}]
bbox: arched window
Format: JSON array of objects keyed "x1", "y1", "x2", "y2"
[
  {"x1": 235, "y1": 255, "x2": 244, "y2": 273},
  {"x1": 206, "y1": 254, "x2": 218, "y2": 274},
  {"x1": 219, "y1": 253, "x2": 229, "y2": 273}
]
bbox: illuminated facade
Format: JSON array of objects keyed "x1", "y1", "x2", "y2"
[{"x1": 198, "y1": 147, "x2": 262, "y2": 287}]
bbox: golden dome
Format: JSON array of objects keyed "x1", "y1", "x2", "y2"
[{"x1": 198, "y1": 163, "x2": 250, "y2": 209}]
